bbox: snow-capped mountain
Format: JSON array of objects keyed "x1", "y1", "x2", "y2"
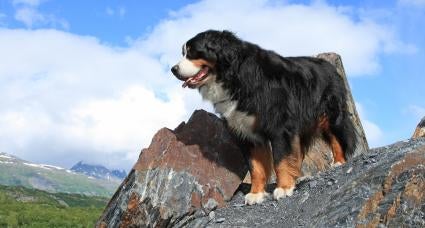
[
  {"x1": 70, "y1": 161, "x2": 127, "y2": 180},
  {"x1": 0, "y1": 152, "x2": 120, "y2": 197}
]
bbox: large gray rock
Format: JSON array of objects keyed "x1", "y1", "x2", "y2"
[
  {"x1": 412, "y1": 116, "x2": 425, "y2": 139},
  {"x1": 96, "y1": 110, "x2": 248, "y2": 227},
  {"x1": 200, "y1": 138, "x2": 425, "y2": 227}
]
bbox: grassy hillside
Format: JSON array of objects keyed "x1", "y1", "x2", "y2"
[
  {"x1": 0, "y1": 185, "x2": 108, "y2": 227},
  {"x1": 0, "y1": 153, "x2": 120, "y2": 197}
]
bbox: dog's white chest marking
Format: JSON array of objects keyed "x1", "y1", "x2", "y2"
[{"x1": 199, "y1": 76, "x2": 260, "y2": 142}]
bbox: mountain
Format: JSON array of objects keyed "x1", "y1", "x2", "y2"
[
  {"x1": 0, "y1": 184, "x2": 108, "y2": 227},
  {"x1": 0, "y1": 152, "x2": 120, "y2": 197},
  {"x1": 70, "y1": 161, "x2": 127, "y2": 180}
]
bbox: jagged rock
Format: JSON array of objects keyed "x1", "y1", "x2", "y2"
[
  {"x1": 96, "y1": 110, "x2": 248, "y2": 227},
  {"x1": 197, "y1": 138, "x2": 425, "y2": 227},
  {"x1": 412, "y1": 116, "x2": 425, "y2": 139}
]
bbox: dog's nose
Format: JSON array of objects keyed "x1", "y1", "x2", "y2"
[{"x1": 171, "y1": 65, "x2": 179, "y2": 75}]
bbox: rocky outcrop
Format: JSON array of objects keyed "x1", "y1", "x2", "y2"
[
  {"x1": 199, "y1": 138, "x2": 425, "y2": 227},
  {"x1": 412, "y1": 116, "x2": 425, "y2": 139},
  {"x1": 96, "y1": 110, "x2": 248, "y2": 227}
]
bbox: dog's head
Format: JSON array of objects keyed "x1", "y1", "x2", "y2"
[{"x1": 171, "y1": 30, "x2": 238, "y2": 88}]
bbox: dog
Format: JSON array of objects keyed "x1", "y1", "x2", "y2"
[{"x1": 171, "y1": 30, "x2": 357, "y2": 205}]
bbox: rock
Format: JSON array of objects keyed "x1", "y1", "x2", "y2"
[
  {"x1": 96, "y1": 110, "x2": 248, "y2": 227},
  {"x1": 200, "y1": 138, "x2": 425, "y2": 227},
  {"x1": 412, "y1": 116, "x2": 425, "y2": 139}
]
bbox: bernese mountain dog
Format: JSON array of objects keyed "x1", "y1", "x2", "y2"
[{"x1": 171, "y1": 30, "x2": 357, "y2": 205}]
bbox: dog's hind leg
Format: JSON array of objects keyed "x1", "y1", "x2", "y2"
[
  {"x1": 245, "y1": 144, "x2": 273, "y2": 205},
  {"x1": 322, "y1": 113, "x2": 357, "y2": 166}
]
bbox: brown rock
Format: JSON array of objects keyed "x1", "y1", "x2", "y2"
[
  {"x1": 412, "y1": 116, "x2": 425, "y2": 139},
  {"x1": 96, "y1": 110, "x2": 247, "y2": 227}
]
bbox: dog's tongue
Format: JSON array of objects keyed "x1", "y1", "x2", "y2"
[{"x1": 182, "y1": 67, "x2": 209, "y2": 88}]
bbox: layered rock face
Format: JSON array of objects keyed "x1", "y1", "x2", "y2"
[
  {"x1": 200, "y1": 138, "x2": 425, "y2": 227},
  {"x1": 96, "y1": 110, "x2": 248, "y2": 227}
]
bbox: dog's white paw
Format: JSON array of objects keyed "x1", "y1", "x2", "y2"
[
  {"x1": 273, "y1": 187, "x2": 295, "y2": 200},
  {"x1": 244, "y1": 192, "x2": 269, "y2": 205},
  {"x1": 331, "y1": 161, "x2": 343, "y2": 167}
]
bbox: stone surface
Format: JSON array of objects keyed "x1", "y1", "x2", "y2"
[
  {"x1": 196, "y1": 138, "x2": 425, "y2": 227},
  {"x1": 412, "y1": 116, "x2": 425, "y2": 139},
  {"x1": 96, "y1": 110, "x2": 248, "y2": 227}
]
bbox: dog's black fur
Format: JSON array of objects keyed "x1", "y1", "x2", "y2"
[{"x1": 182, "y1": 30, "x2": 357, "y2": 164}]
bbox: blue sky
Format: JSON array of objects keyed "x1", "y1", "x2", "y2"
[{"x1": 0, "y1": 0, "x2": 424, "y2": 170}]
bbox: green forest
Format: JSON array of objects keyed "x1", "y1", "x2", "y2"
[{"x1": 0, "y1": 185, "x2": 108, "y2": 227}]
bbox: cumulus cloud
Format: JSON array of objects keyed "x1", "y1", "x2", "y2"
[
  {"x1": 355, "y1": 103, "x2": 384, "y2": 147},
  {"x1": 135, "y1": 0, "x2": 409, "y2": 76},
  {"x1": 0, "y1": 0, "x2": 411, "y2": 169},
  {"x1": 0, "y1": 29, "x2": 197, "y2": 168}
]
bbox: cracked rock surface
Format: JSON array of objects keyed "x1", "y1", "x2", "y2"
[
  {"x1": 96, "y1": 110, "x2": 248, "y2": 227},
  {"x1": 197, "y1": 138, "x2": 425, "y2": 228}
]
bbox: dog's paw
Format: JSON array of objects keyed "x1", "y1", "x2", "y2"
[
  {"x1": 331, "y1": 161, "x2": 344, "y2": 168},
  {"x1": 244, "y1": 192, "x2": 269, "y2": 205},
  {"x1": 273, "y1": 186, "x2": 295, "y2": 200}
]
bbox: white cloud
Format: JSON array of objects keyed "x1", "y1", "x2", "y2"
[
  {"x1": 355, "y1": 102, "x2": 384, "y2": 147},
  {"x1": 13, "y1": 0, "x2": 68, "y2": 29},
  {"x1": 398, "y1": 0, "x2": 425, "y2": 7},
  {"x1": 0, "y1": 29, "x2": 198, "y2": 169},
  {"x1": 135, "y1": 0, "x2": 410, "y2": 76},
  {"x1": 0, "y1": 0, "x2": 411, "y2": 169}
]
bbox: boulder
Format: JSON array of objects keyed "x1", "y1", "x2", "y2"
[
  {"x1": 200, "y1": 138, "x2": 425, "y2": 227},
  {"x1": 96, "y1": 110, "x2": 248, "y2": 227},
  {"x1": 412, "y1": 116, "x2": 425, "y2": 139}
]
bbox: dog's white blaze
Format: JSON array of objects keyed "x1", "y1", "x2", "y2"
[
  {"x1": 177, "y1": 57, "x2": 201, "y2": 78},
  {"x1": 200, "y1": 75, "x2": 261, "y2": 142}
]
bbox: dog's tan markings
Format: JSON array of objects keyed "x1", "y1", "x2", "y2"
[
  {"x1": 318, "y1": 115, "x2": 346, "y2": 165},
  {"x1": 329, "y1": 133, "x2": 346, "y2": 165},
  {"x1": 274, "y1": 135, "x2": 303, "y2": 199},
  {"x1": 249, "y1": 145, "x2": 273, "y2": 193},
  {"x1": 245, "y1": 144, "x2": 272, "y2": 205},
  {"x1": 318, "y1": 114, "x2": 329, "y2": 131},
  {"x1": 190, "y1": 59, "x2": 215, "y2": 68}
]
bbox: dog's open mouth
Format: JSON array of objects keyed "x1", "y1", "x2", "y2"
[{"x1": 182, "y1": 67, "x2": 210, "y2": 88}]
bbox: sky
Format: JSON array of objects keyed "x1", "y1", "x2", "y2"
[{"x1": 0, "y1": 0, "x2": 424, "y2": 170}]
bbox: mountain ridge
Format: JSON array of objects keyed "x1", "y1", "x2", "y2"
[
  {"x1": 0, "y1": 152, "x2": 120, "y2": 197},
  {"x1": 71, "y1": 161, "x2": 127, "y2": 180}
]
